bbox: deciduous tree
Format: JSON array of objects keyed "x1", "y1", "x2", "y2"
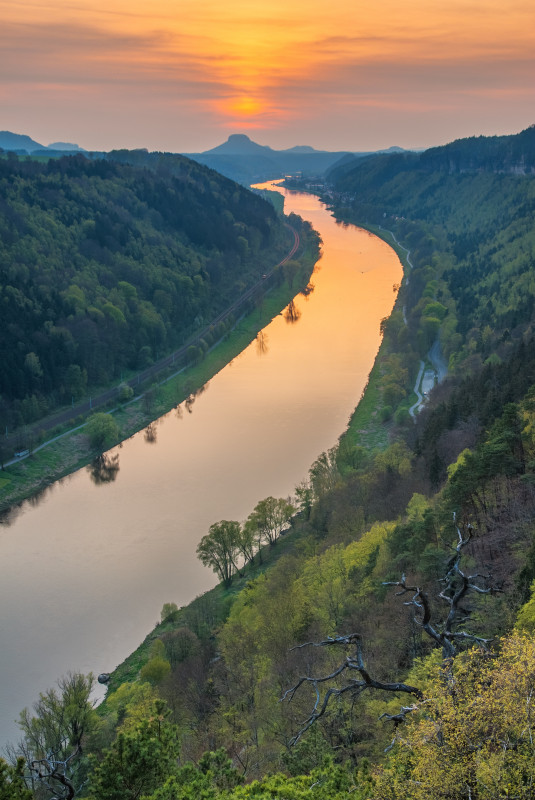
[{"x1": 196, "y1": 521, "x2": 241, "y2": 587}]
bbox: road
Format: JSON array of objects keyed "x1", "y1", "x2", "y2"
[
  {"x1": 429, "y1": 338, "x2": 448, "y2": 382},
  {"x1": 376, "y1": 226, "x2": 448, "y2": 419},
  {"x1": 409, "y1": 339, "x2": 448, "y2": 418}
]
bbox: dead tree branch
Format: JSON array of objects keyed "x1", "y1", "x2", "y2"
[
  {"x1": 282, "y1": 515, "x2": 502, "y2": 745},
  {"x1": 30, "y1": 748, "x2": 79, "y2": 800},
  {"x1": 282, "y1": 634, "x2": 422, "y2": 744}
]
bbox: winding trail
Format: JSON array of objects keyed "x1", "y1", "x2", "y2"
[
  {"x1": 378, "y1": 225, "x2": 415, "y2": 270},
  {"x1": 409, "y1": 340, "x2": 448, "y2": 418},
  {"x1": 377, "y1": 225, "x2": 449, "y2": 418},
  {"x1": 409, "y1": 361, "x2": 426, "y2": 418}
]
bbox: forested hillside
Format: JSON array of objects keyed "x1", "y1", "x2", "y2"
[
  {"x1": 6, "y1": 128, "x2": 535, "y2": 799},
  {"x1": 0, "y1": 153, "x2": 290, "y2": 430}
]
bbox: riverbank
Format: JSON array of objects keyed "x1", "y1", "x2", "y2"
[
  {"x1": 103, "y1": 205, "x2": 416, "y2": 693},
  {"x1": 278, "y1": 185, "x2": 420, "y2": 452},
  {"x1": 0, "y1": 238, "x2": 318, "y2": 514},
  {"x1": 0, "y1": 184, "x2": 406, "y2": 753}
]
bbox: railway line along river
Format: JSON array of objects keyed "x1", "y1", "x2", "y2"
[{"x1": 0, "y1": 182, "x2": 402, "y2": 749}]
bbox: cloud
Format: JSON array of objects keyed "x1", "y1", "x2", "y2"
[
  {"x1": 0, "y1": 20, "x2": 224, "y2": 93},
  {"x1": 2, "y1": 0, "x2": 534, "y2": 151}
]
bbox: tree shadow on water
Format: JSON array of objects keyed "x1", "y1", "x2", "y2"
[
  {"x1": 284, "y1": 300, "x2": 301, "y2": 324},
  {"x1": 88, "y1": 453, "x2": 120, "y2": 485}
]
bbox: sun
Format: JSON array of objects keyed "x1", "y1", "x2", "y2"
[{"x1": 228, "y1": 96, "x2": 263, "y2": 117}]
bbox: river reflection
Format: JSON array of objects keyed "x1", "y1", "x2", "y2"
[
  {"x1": 183, "y1": 382, "x2": 209, "y2": 414},
  {"x1": 255, "y1": 331, "x2": 269, "y2": 356},
  {"x1": 284, "y1": 299, "x2": 301, "y2": 324},
  {"x1": 144, "y1": 423, "x2": 158, "y2": 445},
  {"x1": 88, "y1": 453, "x2": 121, "y2": 485},
  {"x1": 0, "y1": 183, "x2": 402, "y2": 749}
]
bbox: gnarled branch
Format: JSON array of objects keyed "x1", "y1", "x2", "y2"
[
  {"x1": 282, "y1": 633, "x2": 421, "y2": 745},
  {"x1": 283, "y1": 515, "x2": 501, "y2": 746}
]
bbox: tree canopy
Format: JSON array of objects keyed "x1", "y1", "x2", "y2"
[{"x1": 0, "y1": 152, "x2": 291, "y2": 430}]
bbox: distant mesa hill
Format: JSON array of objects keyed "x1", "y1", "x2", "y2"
[
  {"x1": 48, "y1": 141, "x2": 87, "y2": 152},
  {"x1": 202, "y1": 133, "x2": 275, "y2": 156},
  {"x1": 184, "y1": 134, "x2": 415, "y2": 185},
  {"x1": 203, "y1": 134, "x2": 328, "y2": 157},
  {"x1": 184, "y1": 134, "x2": 350, "y2": 184}
]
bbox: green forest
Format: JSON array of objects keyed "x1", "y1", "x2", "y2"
[
  {"x1": 0, "y1": 152, "x2": 293, "y2": 431},
  {"x1": 4, "y1": 127, "x2": 535, "y2": 799}
]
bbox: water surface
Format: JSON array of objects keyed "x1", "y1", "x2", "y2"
[{"x1": 0, "y1": 184, "x2": 401, "y2": 748}]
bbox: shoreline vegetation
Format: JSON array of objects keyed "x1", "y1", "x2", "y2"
[
  {"x1": 10, "y1": 131, "x2": 535, "y2": 797},
  {"x1": 2, "y1": 177, "x2": 415, "y2": 713},
  {"x1": 0, "y1": 217, "x2": 319, "y2": 514},
  {"x1": 0, "y1": 186, "x2": 415, "y2": 693},
  {"x1": 0, "y1": 191, "x2": 413, "y2": 518},
  {"x1": 104, "y1": 204, "x2": 415, "y2": 692}
]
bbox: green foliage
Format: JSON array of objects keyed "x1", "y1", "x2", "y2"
[
  {"x1": 140, "y1": 641, "x2": 171, "y2": 685},
  {"x1": 226, "y1": 761, "x2": 356, "y2": 799},
  {"x1": 373, "y1": 633, "x2": 535, "y2": 799},
  {"x1": 309, "y1": 447, "x2": 340, "y2": 498},
  {"x1": 0, "y1": 758, "x2": 32, "y2": 800},
  {"x1": 246, "y1": 496, "x2": 295, "y2": 547},
  {"x1": 281, "y1": 725, "x2": 332, "y2": 776},
  {"x1": 118, "y1": 383, "x2": 135, "y2": 403},
  {"x1": 197, "y1": 520, "x2": 242, "y2": 587},
  {"x1": 96, "y1": 682, "x2": 159, "y2": 742},
  {"x1": 15, "y1": 672, "x2": 97, "y2": 798},
  {"x1": 161, "y1": 602, "x2": 179, "y2": 622},
  {"x1": 17, "y1": 672, "x2": 96, "y2": 758},
  {"x1": 515, "y1": 580, "x2": 535, "y2": 634},
  {"x1": 197, "y1": 498, "x2": 296, "y2": 587},
  {"x1": 379, "y1": 404, "x2": 393, "y2": 422},
  {"x1": 197, "y1": 749, "x2": 244, "y2": 792},
  {"x1": 0, "y1": 153, "x2": 289, "y2": 429},
  {"x1": 88, "y1": 701, "x2": 180, "y2": 800},
  {"x1": 85, "y1": 412, "x2": 120, "y2": 450}
]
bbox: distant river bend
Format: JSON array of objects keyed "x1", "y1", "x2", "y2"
[{"x1": 0, "y1": 182, "x2": 402, "y2": 749}]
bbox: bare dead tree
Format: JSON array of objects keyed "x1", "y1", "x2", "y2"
[
  {"x1": 281, "y1": 633, "x2": 422, "y2": 745},
  {"x1": 29, "y1": 748, "x2": 79, "y2": 800},
  {"x1": 282, "y1": 514, "x2": 502, "y2": 746},
  {"x1": 384, "y1": 515, "x2": 501, "y2": 659},
  {"x1": 6, "y1": 673, "x2": 95, "y2": 800}
]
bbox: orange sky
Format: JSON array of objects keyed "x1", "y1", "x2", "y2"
[{"x1": 1, "y1": 0, "x2": 534, "y2": 152}]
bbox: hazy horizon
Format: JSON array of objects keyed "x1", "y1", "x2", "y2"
[
  {"x1": 3, "y1": 124, "x2": 533, "y2": 159},
  {"x1": 2, "y1": 0, "x2": 534, "y2": 155}
]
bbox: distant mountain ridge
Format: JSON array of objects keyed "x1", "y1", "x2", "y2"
[
  {"x1": 0, "y1": 128, "x2": 416, "y2": 184},
  {"x1": 203, "y1": 134, "x2": 335, "y2": 157},
  {"x1": 0, "y1": 131, "x2": 46, "y2": 152},
  {"x1": 203, "y1": 133, "x2": 274, "y2": 156},
  {"x1": 0, "y1": 131, "x2": 86, "y2": 154},
  {"x1": 184, "y1": 134, "x2": 413, "y2": 185},
  {"x1": 328, "y1": 125, "x2": 535, "y2": 186}
]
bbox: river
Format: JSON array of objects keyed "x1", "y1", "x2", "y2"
[{"x1": 0, "y1": 183, "x2": 401, "y2": 750}]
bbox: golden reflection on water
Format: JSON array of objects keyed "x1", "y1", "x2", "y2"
[{"x1": 0, "y1": 183, "x2": 402, "y2": 748}]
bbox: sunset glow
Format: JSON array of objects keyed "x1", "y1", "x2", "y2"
[{"x1": 1, "y1": 0, "x2": 534, "y2": 151}]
